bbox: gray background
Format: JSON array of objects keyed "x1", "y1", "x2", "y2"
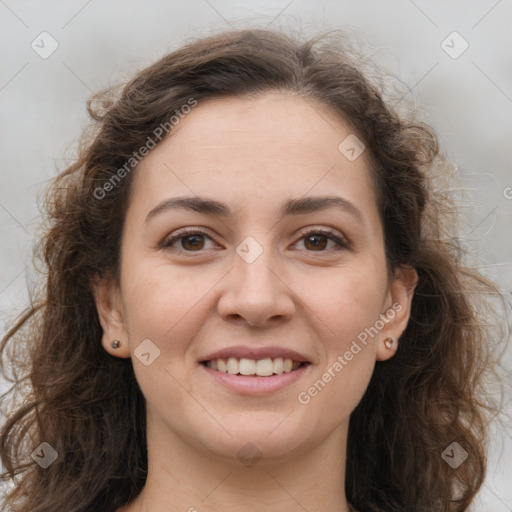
[{"x1": 1, "y1": 0, "x2": 511, "y2": 510}]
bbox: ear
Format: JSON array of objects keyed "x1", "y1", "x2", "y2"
[
  {"x1": 91, "y1": 274, "x2": 131, "y2": 359},
  {"x1": 375, "y1": 266, "x2": 418, "y2": 362}
]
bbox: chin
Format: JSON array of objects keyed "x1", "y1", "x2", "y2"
[{"x1": 191, "y1": 416, "x2": 311, "y2": 464}]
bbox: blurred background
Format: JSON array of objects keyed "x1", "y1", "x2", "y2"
[{"x1": 1, "y1": 0, "x2": 511, "y2": 509}]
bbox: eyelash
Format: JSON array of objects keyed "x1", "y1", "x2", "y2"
[{"x1": 161, "y1": 227, "x2": 349, "y2": 254}]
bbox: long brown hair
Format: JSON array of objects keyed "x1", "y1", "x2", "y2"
[{"x1": 0, "y1": 27, "x2": 504, "y2": 512}]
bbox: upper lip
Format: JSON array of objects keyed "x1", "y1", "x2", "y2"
[{"x1": 200, "y1": 346, "x2": 311, "y2": 363}]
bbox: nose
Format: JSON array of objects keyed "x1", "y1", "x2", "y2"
[{"x1": 216, "y1": 241, "x2": 295, "y2": 328}]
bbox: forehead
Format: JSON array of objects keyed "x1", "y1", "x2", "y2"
[{"x1": 128, "y1": 92, "x2": 378, "y2": 223}]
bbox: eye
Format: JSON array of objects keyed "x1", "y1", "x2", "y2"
[
  {"x1": 161, "y1": 227, "x2": 349, "y2": 254},
  {"x1": 292, "y1": 228, "x2": 349, "y2": 252},
  {"x1": 162, "y1": 228, "x2": 217, "y2": 252}
]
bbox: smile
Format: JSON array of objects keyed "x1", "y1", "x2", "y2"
[{"x1": 202, "y1": 357, "x2": 308, "y2": 377}]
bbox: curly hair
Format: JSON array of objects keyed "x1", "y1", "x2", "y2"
[{"x1": 0, "y1": 27, "x2": 504, "y2": 512}]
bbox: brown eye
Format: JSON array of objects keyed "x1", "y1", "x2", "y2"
[
  {"x1": 180, "y1": 234, "x2": 206, "y2": 251},
  {"x1": 162, "y1": 229, "x2": 216, "y2": 252},
  {"x1": 162, "y1": 228, "x2": 348, "y2": 255},
  {"x1": 295, "y1": 229, "x2": 348, "y2": 252},
  {"x1": 303, "y1": 233, "x2": 329, "y2": 251}
]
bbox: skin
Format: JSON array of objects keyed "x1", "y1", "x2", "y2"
[{"x1": 93, "y1": 92, "x2": 417, "y2": 512}]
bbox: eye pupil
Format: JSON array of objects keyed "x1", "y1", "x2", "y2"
[
  {"x1": 182, "y1": 235, "x2": 204, "y2": 250},
  {"x1": 305, "y1": 234, "x2": 327, "y2": 251}
]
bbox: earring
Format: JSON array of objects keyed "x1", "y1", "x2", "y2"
[
  {"x1": 111, "y1": 340, "x2": 121, "y2": 349},
  {"x1": 384, "y1": 337, "x2": 397, "y2": 350}
]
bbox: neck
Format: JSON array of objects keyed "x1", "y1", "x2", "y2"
[{"x1": 120, "y1": 415, "x2": 351, "y2": 512}]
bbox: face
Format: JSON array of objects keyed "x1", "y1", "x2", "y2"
[{"x1": 94, "y1": 92, "x2": 416, "y2": 462}]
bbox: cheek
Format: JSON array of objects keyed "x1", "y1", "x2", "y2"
[
  {"x1": 296, "y1": 270, "x2": 382, "y2": 424},
  {"x1": 296, "y1": 261, "x2": 386, "y2": 402},
  {"x1": 120, "y1": 261, "x2": 208, "y2": 412},
  {"x1": 119, "y1": 259, "x2": 210, "y2": 347},
  {"x1": 302, "y1": 262, "x2": 388, "y2": 343}
]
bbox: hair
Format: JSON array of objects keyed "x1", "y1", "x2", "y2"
[{"x1": 0, "y1": 27, "x2": 506, "y2": 512}]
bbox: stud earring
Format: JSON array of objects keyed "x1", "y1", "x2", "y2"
[
  {"x1": 384, "y1": 337, "x2": 397, "y2": 350},
  {"x1": 111, "y1": 340, "x2": 121, "y2": 349}
]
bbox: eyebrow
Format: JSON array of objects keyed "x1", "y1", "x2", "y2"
[{"x1": 145, "y1": 195, "x2": 364, "y2": 224}]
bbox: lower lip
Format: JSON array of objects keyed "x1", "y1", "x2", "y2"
[{"x1": 200, "y1": 363, "x2": 311, "y2": 395}]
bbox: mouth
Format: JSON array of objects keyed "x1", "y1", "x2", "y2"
[
  {"x1": 201, "y1": 357, "x2": 310, "y2": 377},
  {"x1": 198, "y1": 346, "x2": 313, "y2": 395}
]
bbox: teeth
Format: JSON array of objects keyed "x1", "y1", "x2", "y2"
[
  {"x1": 227, "y1": 357, "x2": 238, "y2": 375},
  {"x1": 273, "y1": 357, "x2": 284, "y2": 374},
  {"x1": 205, "y1": 357, "x2": 303, "y2": 376},
  {"x1": 239, "y1": 358, "x2": 256, "y2": 375},
  {"x1": 256, "y1": 358, "x2": 274, "y2": 376}
]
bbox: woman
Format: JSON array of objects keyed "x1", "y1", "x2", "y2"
[{"x1": 0, "y1": 28, "x2": 503, "y2": 512}]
